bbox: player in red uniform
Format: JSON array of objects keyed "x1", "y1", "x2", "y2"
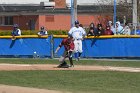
[{"x1": 55, "y1": 37, "x2": 74, "y2": 68}]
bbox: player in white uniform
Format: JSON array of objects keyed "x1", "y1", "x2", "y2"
[{"x1": 68, "y1": 20, "x2": 86, "y2": 61}]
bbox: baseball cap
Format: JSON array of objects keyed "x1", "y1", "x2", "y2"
[
  {"x1": 75, "y1": 20, "x2": 79, "y2": 24},
  {"x1": 41, "y1": 26, "x2": 44, "y2": 30},
  {"x1": 108, "y1": 21, "x2": 112, "y2": 24},
  {"x1": 13, "y1": 24, "x2": 19, "y2": 28}
]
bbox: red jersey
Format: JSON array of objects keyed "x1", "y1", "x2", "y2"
[
  {"x1": 104, "y1": 26, "x2": 113, "y2": 35},
  {"x1": 59, "y1": 38, "x2": 74, "y2": 51}
]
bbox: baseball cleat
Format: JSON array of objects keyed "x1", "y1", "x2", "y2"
[
  {"x1": 57, "y1": 62, "x2": 69, "y2": 68},
  {"x1": 69, "y1": 65, "x2": 74, "y2": 67},
  {"x1": 78, "y1": 57, "x2": 80, "y2": 61},
  {"x1": 57, "y1": 65, "x2": 69, "y2": 68},
  {"x1": 75, "y1": 58, "x2": 78, "y2": 61}
]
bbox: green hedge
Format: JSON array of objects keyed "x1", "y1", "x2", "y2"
[
  {"x1": 0, "y1": 29, "x2": 89, "y2": 36},
  {"x1": 0, "y1": 30, "x2": 69, "y2": 36}
]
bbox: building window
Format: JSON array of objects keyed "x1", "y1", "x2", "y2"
[
  {"x1": 49, "y1": 0, "x2": 54, "y2": 2},
  {"x1": 0, "y1": 16, "x2": 13, "y2": 25},
  {"x1": 0, "y1": 16, "x2": 4, "y2": 25},
  {"x1": 46, "y1": 15, "x2": 54, "y2": 22}
]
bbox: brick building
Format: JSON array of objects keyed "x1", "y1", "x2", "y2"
[{"x1": 0, "y1": 0, "x2": 113, "y2": 31}]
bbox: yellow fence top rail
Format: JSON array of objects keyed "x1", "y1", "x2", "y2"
[
  {"x1": 53, "y1": 35, "x2": 140, "y2": 38},
  {"x1": 0, "y1": 35, "x2": 48, "y2": 39},
  {"x1": 0, "y1": 35, "x2": 140, "y2": 39}
]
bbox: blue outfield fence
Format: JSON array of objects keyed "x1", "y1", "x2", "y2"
[
  {"x1": 0, "y1": 35, "x2": 51, "y2": 58},
  {"x1": 0, "y1": 35, "x2": 140, "y2": 58},
  {"x1": 82, "y1": 38, "x2": 140, "y2": 58}
]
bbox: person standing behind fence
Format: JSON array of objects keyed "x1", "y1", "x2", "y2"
[
  {"x1": 87, "y1": 22, "x2": 97, "y2": 36},
  {"x1": 87, "y1": 27, "x2": 94, "y2": 36},
  {"x1": 38, "y1": 26, "x2": 48, "y2": 36},
  {"x1": 108, "y1": 21, "x2": 115, "y2": 34},
  {"x1": 131, "y1": 26, "x2": 140, "y2": 35},
  {"x1": 123, "y1": 22, "x2": 131, "y2": 35},
  {"x1": 115, "y1": 21, "x2": 124, "y2": 35},
  {"x1": 104, "y1": 25, "x2": 114, "y2": 35},
  {"x1": 96, "y1": 23, "x2": 105, "y2": 36},
  {"x1": 68, "y1": 20, "x2": 86, "y2": 61},
  {"x1": 11, "y1": 24, "x2": 21, "y2": 40}
]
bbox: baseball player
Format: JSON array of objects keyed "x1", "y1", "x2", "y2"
[
  {"x1": 11, "y1": 24, "x2": 21, "y2": 40},
  {"x1": 68, "y1": 20, "x2": 86, "y2": 61},
  {"x1": 38, "y1": 26, "x2": 48, "y2": 36},
  {"x1": 55, "y1": 36, "x2": 74, "y2": 68}
]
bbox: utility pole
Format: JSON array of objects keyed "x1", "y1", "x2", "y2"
[
  {"x1": 133, "y1": 0, "x2": 137, "y2": 34},
  {"x1": 113, "y1": 0, "x2": 117, "y2": 34},
  {"x1": 71, "y1": 0, "x2": 77, "y2": 27},
  {"x1": 74, "y1": 0, "x2": 77, "y2": 21},
  {"x1": 71, "y1": 0, "x2": 74, "y2": 27}
]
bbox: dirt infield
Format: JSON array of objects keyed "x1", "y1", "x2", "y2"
[
  {"x1": 0, "y1": 84, "x2": 66, "y2": 93},
  {"x1": 0, "y1": 64, "x2": 140, "y2": 93},
  {"x1": 0, "y1": 64, "x2": 140, "y2": 72}
]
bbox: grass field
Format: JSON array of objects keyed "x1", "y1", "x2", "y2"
[
  {"x1": 0, "y1": 58, "x2": 140, "y2": 93},
  {"x1": 0, "y1": 58, "x2": 140, "y2": 67}
]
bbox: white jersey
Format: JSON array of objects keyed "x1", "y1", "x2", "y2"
[
  {"x1": 17, "y1": 29, "x2": 21, "y2": 36},
  {"x1": 68, "y1": 27, "x2": 86, "y2": 40}
]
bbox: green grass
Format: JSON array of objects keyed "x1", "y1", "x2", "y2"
[
  {"x1": 0, "y1": 70, "x2": 139, "y2": 93},
  {"x1": 0, "y1": 58, "x2": 55, "y2": 64},
  {"x1": 0, "y1": 58, "x2": 139, "y2": 67},
  {"x1": 0, "y1": 58, "x2": 139, "y2": 93}
]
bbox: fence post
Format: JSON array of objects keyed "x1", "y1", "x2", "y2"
[{"x1": 50, "y1": 35, "x2": 54, "y2": 59}]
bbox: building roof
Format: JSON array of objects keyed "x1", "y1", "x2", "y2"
[
  {"x1": 0, "y1": 5, "x2": 44, "y2": 12},
  {"x1": 0, "y1": 5, "x2": 131, "y2": 16}
]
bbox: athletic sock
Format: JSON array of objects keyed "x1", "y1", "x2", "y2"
[
  {"x1": 74, "y1": 52, "x2": 78, "y2": 59},
  {"x1": 78, "y1": 52, "x2": 82, "y2": 58}
]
